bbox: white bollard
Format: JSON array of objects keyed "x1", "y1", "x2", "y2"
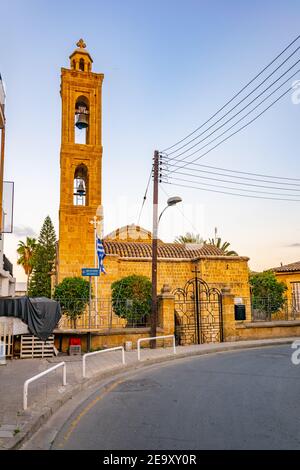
[
  {"x1": 0, "y1": 340, "x2": 6, "y2": 366},
  {"x1": 137, "y1": 335, "x2": 176, "y2": 361},
  {"x1": 82, "y1": 346, "x2": 126, "y2": 378},
  {"x1": 23, "y1": 362, "x2": 67, "y2": 410}
]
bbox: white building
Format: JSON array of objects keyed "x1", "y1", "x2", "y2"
[
  {"x1": 15, "y1": 282, "x2": 27, "y2": 296},
  {"x1": 0, "y1": 74, "x2": 15, "y2": 297}
]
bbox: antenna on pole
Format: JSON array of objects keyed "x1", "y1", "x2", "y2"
[{"x1": 214, "y1": 227, "x2": 218, "y2": 243}]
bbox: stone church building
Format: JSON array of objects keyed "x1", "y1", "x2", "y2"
[{"x1": 56, "y1": 40, "x2": 251, "y2": 347}]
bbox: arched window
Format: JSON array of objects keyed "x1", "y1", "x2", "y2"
[
  {"x1": 72, "y1": 59, "x2": 76, "y2": 70},
  {"x1": 73, "y1": 164, "x2": 88, "y2": 206},
  {"x1": 74, "y1": 95, "x2": 89, "y2": 144},
  {"x1": 79, "y1": 58, "x2": 85, "y2": 71}
]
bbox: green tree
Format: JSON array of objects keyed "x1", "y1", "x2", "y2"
[
  {"x1": 250, "y1": 270, "x2": 287, "y2": 316},
  {"x1": 16, "y1": 237, "x2": 37, "y2": 291},
  {"x1": 174, "y1": 232, "x2": 204, "y2": 244},
  {"x1": 111, "y1": 275, "x2": 151, "y2": 326},
  {"x1": 206, "y1": 237, "x2": 238, "y2": 256},
  {"x1": 28, "y1": 216, "x2": 57, "y2": 298},
  {"x1": 54, "y1": 277, "x2": 90, "y2": 328}
]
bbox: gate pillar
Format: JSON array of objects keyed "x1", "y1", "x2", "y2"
[
  {"x1": 221, "y1": 287, "x2": 237, "y2": 341},
  {"x1": 158, "y1": 284, "x2": 175, "y2": 335}
]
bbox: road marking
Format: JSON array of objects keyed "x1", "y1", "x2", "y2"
[{"x1": 57, "y1": 379, "x2": 123, "y2": 448}]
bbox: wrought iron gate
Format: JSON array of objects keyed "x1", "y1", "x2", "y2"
[{"x1": 173, "y1": 274, "x2": 223, "y2": 345}]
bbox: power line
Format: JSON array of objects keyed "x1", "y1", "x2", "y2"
[
  {"x1": 161, "y1": 181, "x2": 300, "y2": 202},
  {"x1": 166, "y1": 63, "x2": 300, "y2": 161},
  {"x1": 162, "y1": 34, "x2": 300, "y2": 153},
  {"x1": 159, "y1": 156, "x2": 300, "y2": 182},
  {"x1": 136, "y1": 167, "x2": 153, "y2": 225},
  {"x1": 162, "y1": 84, "x2": 294, "y2": 174},
  {"x1": 161, "y1": 163, "x2": 300, "y2": 187},
  {"x1": 161, "y1": 175, "x2": 300, "y2": 196}
]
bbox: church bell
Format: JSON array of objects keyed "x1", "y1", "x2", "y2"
[
  {"x1": 75, "y1": 103, "x2": 89, "y2": 129},
  {"x1": 76, "y1": 180, "x2": 86, "y2": 196},
  {"x1": 75, "y1": 112, "x2": 89, "y2": 130}
]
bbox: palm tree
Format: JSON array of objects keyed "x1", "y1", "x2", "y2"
[
  {"x1": 17, "y1": 237, "x2": 37, "y2": 291},
  {"x1": 174, "y1": 232, "x2": 204, "y2": 244},
  {"x1": 206, "y1": 237, "x2": 238, "y2": 256}
]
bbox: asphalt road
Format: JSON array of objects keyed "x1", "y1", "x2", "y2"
[{"x1": 47, "y1": 345, "x2": 300, "y2": 449}]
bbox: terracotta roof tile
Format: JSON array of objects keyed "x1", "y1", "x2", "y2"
[
  {"x1": 274, "y1": 261, "x2": 300, "y2": 273},
  {"x1": 103, "y1": 240, "x2": 226, "y2": 259}
]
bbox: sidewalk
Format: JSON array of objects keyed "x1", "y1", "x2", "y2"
[{"x1": 0, "y1": 337, "x2": 297, "y2": 450}]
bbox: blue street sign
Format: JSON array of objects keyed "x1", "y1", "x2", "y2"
[{"x1": 81, "y1": 268, "x2": 100, "y2": 277}]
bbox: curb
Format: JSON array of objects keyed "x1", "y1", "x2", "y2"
[{"x1": 5, "y1": 337, "x2": 297, "y2": 450}]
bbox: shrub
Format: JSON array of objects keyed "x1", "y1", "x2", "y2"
[
  {"x1": 111, "y1": 275, "x2": 151, "y2": 326},
  {"x1": 54, "y1": 277, "x2": 90, "y2": 328},
  {"x1": 250, "y1": 270, "x2": 287, "y2": 316}
]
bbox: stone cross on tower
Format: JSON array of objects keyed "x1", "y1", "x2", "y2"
[{"x1": 76, "y1": 38, "x2": 86, "y2": 49}]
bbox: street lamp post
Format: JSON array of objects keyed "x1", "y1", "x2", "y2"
[{"x1": 150, "y1": 150, "x2": 182, "y2": 348}]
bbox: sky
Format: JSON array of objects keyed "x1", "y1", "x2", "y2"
[{"x1": 0, "y1": 0, "x2": 300, "y2": 282}]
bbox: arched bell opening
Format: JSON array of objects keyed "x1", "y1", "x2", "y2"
[
  {"x1": 74, "y1": 95, "x2": 89, "y2": 144},
  {"x1": 73, "y1": 164, "x2": 89, "y2": 206},
  {"x1": 79, "y1": 58, "x2": 85, "y2": 71}
]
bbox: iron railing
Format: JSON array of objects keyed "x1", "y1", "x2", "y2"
[
  {"x1": 250, "y1": 297, "x2": 300, "y2": 322},
  {"x1": 56, "y1": 298, "x2": 150, "y2": 330}
]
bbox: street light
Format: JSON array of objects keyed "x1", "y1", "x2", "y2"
[
  {"x1": 158, "y1": 197, "x2": 182, "y2": 224},
  {"x1": 151, "y1": 195, "x2": 182, "y2": 347}
]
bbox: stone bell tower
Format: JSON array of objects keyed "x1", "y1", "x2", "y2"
[{"x1": 58, "y1": 39, "x2": 104, "y2": 281}]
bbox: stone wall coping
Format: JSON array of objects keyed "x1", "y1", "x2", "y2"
[
  {"x1": 107, "y1": 255, "x2": 249, "y2": 262},
  {"x1": 221, "y1": 292, "x2": 235, "y2": 298},
  {"x1": 221, "y1": 286, "x2": 232, "y2": 295},
  {"x1": 236, "y1": 320, "x2": 300, "y2": 329},
  {"x1": 158, "y1": 293, "x2": 175, "y2": 300},
  {"x1": 54, "y1": 327, "x2": 164, "y2": 336},
  {"x1": 112, "y1": 257, "x2": 191, "y2": 262},
  {"x1": 193, "y1": 255, "x2": 250, "y2": 262}
]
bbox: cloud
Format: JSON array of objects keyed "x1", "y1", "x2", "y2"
[
  {"x1": 286, "y1": 243, "x2": 300, "y2": 248},
  {"x1": 13, "y1": 225, "x2": 37, "y2": 238}
]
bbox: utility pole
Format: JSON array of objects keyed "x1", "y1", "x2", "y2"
[
  {"x1": 192, "y1": 265, "x2": 201, "y2": 344},
  {"x1": 150, "y1": 150, "x2": 159, "y2": 348}
]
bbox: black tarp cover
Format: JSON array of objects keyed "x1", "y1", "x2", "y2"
[{"x1": 0, "y1": 296, "x2": 61, "y2": 340}]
